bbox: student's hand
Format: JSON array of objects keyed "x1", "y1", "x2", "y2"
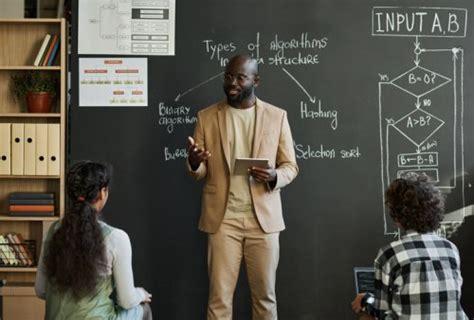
[
  {"x1": 138, "y1": 287, "x2": 152, "y2": 303},
  {"x1": 187, "y1": 136, "x2": 211, "y2": 170},
  {"x1": 357, "y1": 314, "x2": 375, "y2": 320},
  {"x1": 249, "y1": 166, "x2": 277, "y2": 183},
  {"x1": 351, "y1": 293, "x2": 366, "y2": 313}
]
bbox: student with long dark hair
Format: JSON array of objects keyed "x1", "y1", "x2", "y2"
[{"x1": 35, "y1": 161, "x2": 152, "y2": 320}]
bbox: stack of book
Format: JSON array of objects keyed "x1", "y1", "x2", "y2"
[
  {"x1": 33, "y1": 33, "x2": 61, "y2": 66},
  {"x1": 8, "y1": 192, "x2": 55, "y2": 217},
  {"x1": 0, "y1": 233, "x2": 35, "y2": 267}
]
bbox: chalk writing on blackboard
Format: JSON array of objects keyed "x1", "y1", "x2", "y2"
[{"x1": 373, "y1": 6, "x2": 468, "y2": 236}]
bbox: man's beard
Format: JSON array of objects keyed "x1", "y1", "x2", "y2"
[{"x1": 224, "y1": 85, "x2": 254, "y2": 104}]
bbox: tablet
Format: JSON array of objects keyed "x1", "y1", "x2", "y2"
[
  {"x1": 234, "y1": 158, "x2": 269, "y2": 175},
  {"x1": 353, "y1": 267, "x2": 375, "y2": 294}
]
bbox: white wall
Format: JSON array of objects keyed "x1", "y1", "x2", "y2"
[{"x1": 0, "y1": 0, "x2": 24, "y2": 18}]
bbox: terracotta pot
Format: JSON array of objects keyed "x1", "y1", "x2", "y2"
[{"x1": 26, "y1": 92, "x2": 54, "y2": 113}]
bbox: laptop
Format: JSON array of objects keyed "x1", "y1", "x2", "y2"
[{"x1": 353, "y1": 267, "x2": 375, "y2": 294}]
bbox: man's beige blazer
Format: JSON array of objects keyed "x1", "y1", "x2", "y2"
[{"x1": 187, "y1": 98, "x2": 298, "y2": 233}]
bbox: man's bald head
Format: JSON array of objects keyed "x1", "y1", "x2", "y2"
[{"x1": 226, "y1": 54, "x2": 259, "y2": 76}]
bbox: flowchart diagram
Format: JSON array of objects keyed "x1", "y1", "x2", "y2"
[{"x1": 373, "y1": 6, "x2": 468, "y2": 236}]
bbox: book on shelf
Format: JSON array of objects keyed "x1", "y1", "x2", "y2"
[
  {"x1": 8, "y1": 193, "x2": 55, "y2": 217},
  {"x1": 9, "y1": 233, "x2": 34, "y2": 266},
  {"x1": 42, "y1": 34, "x2": 58, "y2": 66},
  {"x1": 7, "y1": 211, "x2": 55, "y2": 217},
  {"x1": 9, "y1": 192, "x2": 54, "y2": 200},
  {"x1": 33, "y1": 33, "x2": 51, "y2": 67},
  {"x1": 5, "y1": 234, "x2": 28, "y2": 266},
  {"x1": 0, "y1": 233, "x2": 34, "y2": 267},
  {"x1": 10, "y1": 205, "x2": 55, "y2": 212},
  {"x1": 0, "y1": 244, "x2": 9, "y2": 265},
  {"x1": 47, "y1": 37, "x2": 60, "y2": 66},
  {"x1": 0, "y1": 235, "x2": 19, "y2": 266},
  {"x1": 9, "y1": 199, "x2": 54, "y2": 205}
]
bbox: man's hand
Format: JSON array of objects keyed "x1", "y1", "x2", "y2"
[
  {"x1": 351, "y1": 293, "x2": 366, "y2": 313},
  {"x1": 249, "y1": 166, "x2": 277, "y2": 183},
  {"x1": 187, "y1": 136, "x2": 211, "y2": 171}
]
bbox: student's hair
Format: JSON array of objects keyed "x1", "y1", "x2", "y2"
[
  {"x1": 44, "y1": 161, "x2": 112, "y2": 298},
  {"x1": 385, "y1": 173, "x2": 444, "y2": 233}
]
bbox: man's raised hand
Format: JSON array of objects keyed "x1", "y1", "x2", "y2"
[{"x1": 187, "y1": 136, "x2": 211, "y2": 170}]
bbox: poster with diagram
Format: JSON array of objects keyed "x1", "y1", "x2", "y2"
[
  {"x1": 78, "y1": 0, "x2": 175, "y2": 55},
  {"x1": 79, "y1": 58, "x2": 147, "y2": 107}
]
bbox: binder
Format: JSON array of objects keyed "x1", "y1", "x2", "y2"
[
  {"x1": 0, "y1": 123, "x2": 11, "y2": 175},
  {"x1": 11, "y1": 123, "x2": 24, "y2": 175},
  {"x1": 24, "y1": 123, "x2": 36, "y2": 175},
  {"x1": 47, "y1": 124, "x2": 60, "y2": 175},
  {"x1": 35, "y1": 124, "x2": 48, "y2": 175}
]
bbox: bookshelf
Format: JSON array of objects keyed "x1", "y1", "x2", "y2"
[{"x1": 0, "y1": 18, "x2": 66, "y2": 319}]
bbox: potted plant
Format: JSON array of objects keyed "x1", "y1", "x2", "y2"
[{"x1": 10, "y1": 72, "x2": 57, "y2": 113}]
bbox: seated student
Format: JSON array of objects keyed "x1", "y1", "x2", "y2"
[
  {"x1": 35, "y1": 161, "x2": 152, "y2": 320},
  {"x1": 351, "y1": 173, "x2": 468, "y2": 320}
]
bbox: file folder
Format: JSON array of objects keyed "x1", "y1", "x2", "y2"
[
  {"x1": 11, "y1": 123, "x2": 24, "y2": 175},
  {"x1": 47, "y1": 124, "x2": 60, "y2": 175},
  {"x1": 24, "y1": 124, "x2": 36, "y2": 175},
  {"x1": 35, "y1": 124, "x2": 48, "y2": 175},
  {"x1": 0, "y1": 123, "x2": 11, "y2": 175}
]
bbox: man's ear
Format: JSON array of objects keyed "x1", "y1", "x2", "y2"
[{"x1": 253, "y1": 74, "x2": 260, "y2": 88}]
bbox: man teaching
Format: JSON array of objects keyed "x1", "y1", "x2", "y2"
[{"x1": 186, "y1": 54, "x2": 298, "y2": 319}]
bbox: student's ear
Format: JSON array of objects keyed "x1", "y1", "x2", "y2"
[{"x1": 98, "y1": 187, "x2": 107, "y2": 201}]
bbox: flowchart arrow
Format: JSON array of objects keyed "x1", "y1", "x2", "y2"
[
  {"x1": 282, "y1": 68, "x2": 316, "y2": 103},
  {"x1": 175, "y1": 72, "x2": 224, "y2": 102}
]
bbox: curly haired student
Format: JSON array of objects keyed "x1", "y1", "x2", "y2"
[{"x1": 352, "y1": 173, "x2": 468, "y2": 320}]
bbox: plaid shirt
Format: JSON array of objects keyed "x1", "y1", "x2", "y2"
[{"x1": 372, "y1": 231, "x2": 468, "y2": 320}]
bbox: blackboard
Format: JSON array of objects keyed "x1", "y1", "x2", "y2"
[{"x1": 70, "y1": 1, "x2": 474, "y2": 319}]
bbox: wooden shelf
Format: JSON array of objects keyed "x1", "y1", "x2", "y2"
[
  {"x1": 0, "y1": 267, "x2": 37, "y2": 273},
  {"x1": 0, "y1": 113, "x2": 61, "y2": 118},
  {"x1": 0, "y1": 175, "x2": 60, "y2": 179},
  {"x1": 0, "y1": 19, "x2": 66, "y2": 292},
  {"x1": 0, "y1": 19, "x2": 61, "y2": 23},
  {"x1": 0, "y1": 66, "x2": 60, "y2": 70},
  {"x1": 0, "y1": 214, "x2": 59, "y2": 222}
]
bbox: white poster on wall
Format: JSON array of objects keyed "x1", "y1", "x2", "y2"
[
  {"x1": 79, "y1": 58, "x2": 148, "y2": 107},
  {"x1": 78, "y1": 0, "x2": 175, "y2": 56}
]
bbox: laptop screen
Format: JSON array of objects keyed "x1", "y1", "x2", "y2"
[{"x1": 353, "y1": 267, "x2": 375, "y2": 294}]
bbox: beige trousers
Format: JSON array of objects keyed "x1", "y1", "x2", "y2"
[{"x1": 207, "y1": 216, "x2": 280, "y2": 320}]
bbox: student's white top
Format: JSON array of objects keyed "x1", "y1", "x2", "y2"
[{"x1": 35, "y1": 221, "x2": 146, "y2": 309}]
